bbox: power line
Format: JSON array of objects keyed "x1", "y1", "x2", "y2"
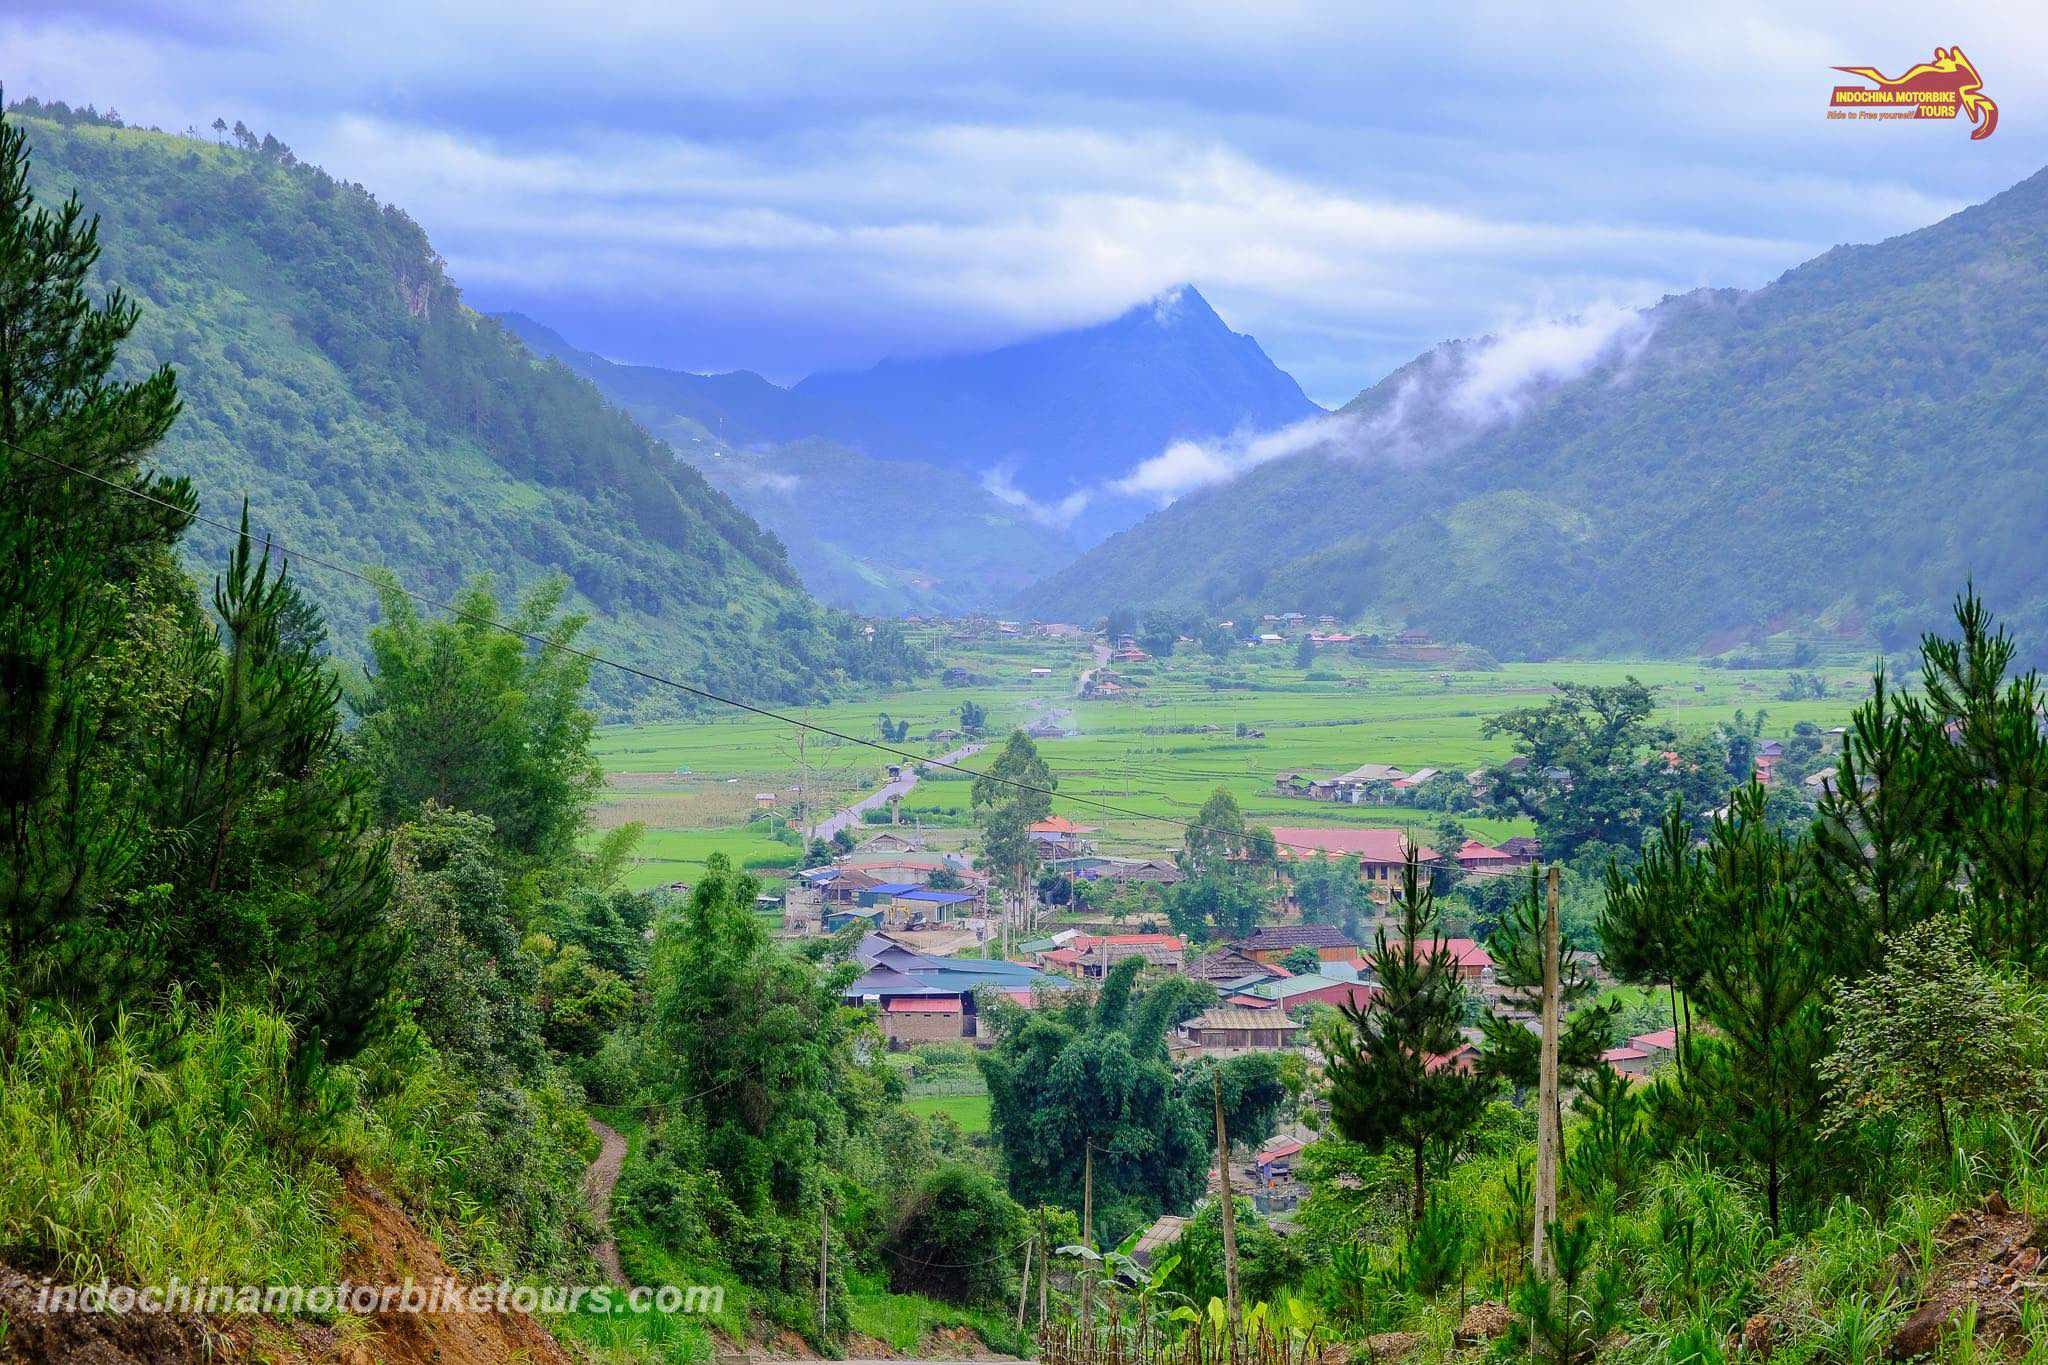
[{"x1": 6, "y1": 440, "x2": 1430, "y2": 863}]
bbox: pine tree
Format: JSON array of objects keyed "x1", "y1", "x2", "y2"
[
  {"x1": 1326, "y1": 851, "x2": 1491, "y2": 1220},
  {"x1": 0, "y1": 101, "x2": 188, "y2": 1015},
  {"x1": 1598, "y1": 801, "x2": 1706, "y2": 1064},
  {"x1": 1480, "y1": 866, "x2": 1619, "y2": 1098}
]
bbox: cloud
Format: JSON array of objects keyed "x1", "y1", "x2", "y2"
[
  {"x1": 1445, "y1": 303, "x2": 1655, "y2": 424},
  {"x1": 982, "y1": 467, "x2": 1092, "y2": 529},
  {"x1": 8, "y1": 2, "x2": 2048, "y2": 399},
  {"x1": 1110, "y1": 415, "x2": 1353, "y2": 503},
  {"x1": 1105, "y1": 302, "x2": 1656, "y2": 504}
]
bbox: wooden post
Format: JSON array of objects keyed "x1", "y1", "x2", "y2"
[
  {"x1": 1212, "y1": 1073, "x2": 1241, "y2": 1326},
  {"x1": 1016, "y1": 1228, "x2": 1033, "y2": 1330},
  {"x1": 819, "y1": 1198, "x2": 831, "y2": 1343},
  {"x1": 1080, "y1": 1144, "x2": 1095, "y2": 1334},
  {"x1": 1532, "y1": 865, "x2": 1562, "y2": 1278},
  {"x1": 1037, "y1": 1206, "x2": 1049, "y2": 1328}
]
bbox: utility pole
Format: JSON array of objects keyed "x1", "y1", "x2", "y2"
[
  {"x1": 818, "y1": 1198, "x2": 831, "y2": 1345},
  {"x1": 1212, "y1": 1073, "x2": 1241, "y2": 1326},
  {"x1": 1037, "y1": 1206, "x2": 1049, "y2": 1328},
  {"x1": 1080, "y1": 1144, "x2": 1095, "y2": 1335},
  {"x1": 1016, "y1": 1226, "x2": 1033, "y2": 1330},
  {"x1": 1532, "y1": 864, "x2": 1562, "y2": 1279}
]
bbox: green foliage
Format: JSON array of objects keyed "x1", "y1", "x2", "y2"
[
  {"x1": 978, "y1": 958, "x2": 1274, "y2": 1248},
  {"x1": 1326, "y1": 854, "x2": 1492, "y2": 1221},
  {"x1": 1819, "y1": 915, "x2": 2039, "y2": 1156},
  {"x1": 1160, "y1": 1198, "x2": 1306, "y2": 1308},
  {"x1": 879, "y1": 1165, "x2": 1025, "y2": 1308},
  {"x1": 1478, "y1": 867, "x2": 1618, "y2": 1093},
  {"x1": 355, "y1": 575, "x2": 602, "y2": 866},
  {"x1": 1507, "y1": 1218, "x2": 1630, "y2": 1364}
]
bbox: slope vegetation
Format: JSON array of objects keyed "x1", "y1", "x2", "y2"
[{"x1": 17, "y1": 103, "x2": 922, "y2": 707}]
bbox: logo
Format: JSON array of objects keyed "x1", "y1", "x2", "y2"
[{"x1": 1827, "y1": 47, "x2": 1997, "y2": 139}]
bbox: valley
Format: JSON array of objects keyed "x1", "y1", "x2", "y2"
[{"x1": 593, "y1": 623, "x2": 1870, "y2": 893}]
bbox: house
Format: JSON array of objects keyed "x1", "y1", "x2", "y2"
[
  {"x1": 1254, "y1": 1136, "x2": 1307, "y2": 1183},
  {"x1": 1244, "y1": 968, "x2": 1378, "y2": 1016},
  {"x1": 1631, "y1": 1028, "x2": 1678, "y2": 1059},
  {"x1": 1388, "y1": 937, "x2": 1494, "y2": 982},
  {"x1": 1495, "y1": 836, "x2": 1543, "y2": 865},
  {"x1": 1029, "y1": 667, "x2": 1054, "y2": 678},
  {"x1": 1753, "y1": 740, "x2": 1785, "y2": 786},
  {"x1": 891, "y1": 888, "x2": 978, "y2": 924},
  {"x1": 1234, "y1": 923, "x2": 1362, "y2": 967},
  {"x1": 1176, "y1": 1007, "x2": 1305, "y2": 1054},
  {"x1": 754, "y1": 792, "x2": 777, "y2": 809},
  {"x1": 1392, "y1": 767, "x2": 1442, "y2": 790},
  {"x1": 1129, "y1": 1215, "x2": 1187, "y2": 1270},
  {"x1": 1453, "y1": 839, "x2": 1520, "y2": 877},
  {"x1": 1184, "y1": 944, "x2": 1285, "y2": 988},
  {"x1": 1083, "y1": 857, "x2": 1185, "y2": 887},
  {"x1": 1273, "y1": 770, "x2": 1318, "y2": 798},
  {"x1": 1069, "y1": 932, "x2": 1186, "y2": 976},
  {"x1": 817, "y1": 867, "x2": 883, "y2": 906},
  {"x1": 1112, "y1": 647, "x2": 1151, "y2": 663},
  {"x1": 844, "y1": 933, "x2": 1073, "y2": 1048},
  {"x1": 1602, "y1": 1045, "x2": 1653, "y2": 1078},
  {"x1": 1271, "y1": 828, "x2": 1438, "y2": 893},
  {"x1": 1027, "y1": 816, "x2": 1098, "y2": 856},
  {"x1": 858, "y1": 830, "x2": 925, "y2": 854},
  {"x1": 884, "y1": 996, "x2": 968, "y2": 1046},
  {"x1": 821, "y1": 905, "x2": 883, "y2": 935},
  {"x1": 1331, "y1": 763, "x2": 1407, "y2": 804}
]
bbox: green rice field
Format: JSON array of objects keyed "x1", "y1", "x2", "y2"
[{"x1": 594, "y1": 626, "x2": 1871, "y2": 889}]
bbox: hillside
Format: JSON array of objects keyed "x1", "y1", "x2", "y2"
[
  {"x1": 500, "y1": 312, "x2": 1078, "y2": 615},
  {"x1": 1019, "y1": 165, "x2": 2048, "y2": 660},
  {"x1": 13, "y1": 103, "x2": 924, "y2": 709}
]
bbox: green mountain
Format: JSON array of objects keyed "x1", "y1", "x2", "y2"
[
  {"x1": 13, "y1": 101, "x2": 924, "y2": 710},
  {"x1": 499, "y1": 313, "x2": 1077, "y2": 615},
  {"x1": 1020, "y1": 165, "x2": 2048, "y2": 659}
]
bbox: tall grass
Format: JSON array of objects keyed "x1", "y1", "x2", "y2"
[{"x1": 0, "y1": 1003, "x2": 344, "y2": 1287}]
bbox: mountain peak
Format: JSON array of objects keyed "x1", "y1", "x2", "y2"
[{"x1": 1124, "y1": 283, "x2": 1223, "y2": 332}]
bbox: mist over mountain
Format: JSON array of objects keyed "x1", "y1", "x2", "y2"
[
  {"x1": 1019, "y1": 166, "x2": 2048, "y2": 659},
  {"x1": 501, "y1": 312, "x2": 1079, "y2": 615}
]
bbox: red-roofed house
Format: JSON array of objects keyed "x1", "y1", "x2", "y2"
[
  {"x1": 882, "y1": 996, "x2": 967, "y2": 1047},
  {"x1": 1388, "y1": 937, "x2": 1494, "y2": 982},
  {"x1": 1454, "y1": 839, "x2": 1519, "y2": 876},
  {"x1": 1602, "y1": 1045, "x2": 1652, "y2": 1078},
  {"x1": 1271, "y1": 828, "x2": 1438, "y2": 896},
  {"x1": 1027, "y1": 816, "x2": 1099, "y2": 856},
  {"x1": 1426, "y1": 1042, "x2": 1480, "y2": 1074},
  {"x1": 1070, "y1": 932, "x2": 1186, "y2": 977}
]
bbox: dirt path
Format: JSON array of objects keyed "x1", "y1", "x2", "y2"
[{"x1": 584, "y1": 1117, "x2": 630, "y2": 1288}]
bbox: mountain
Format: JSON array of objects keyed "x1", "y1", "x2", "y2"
[
  {"x1": 499, "y1": 313, "x2": 1076, "y2": 615},
  {"x1": 12, "y1": 101, "x2": 924, "y2": 711},
  {"x1": 792, "y1": 285, "x2": 1322, "y2": 541},
  {"x1": 1020, "y1": 166, "x2": 2048, "y2": 659}
]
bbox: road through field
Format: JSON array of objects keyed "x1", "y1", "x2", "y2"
[{"x1": 805, "y1": 741, "x2": 983, "y2": 842}]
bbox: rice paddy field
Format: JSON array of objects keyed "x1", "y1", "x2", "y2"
[{"x1": 593, "y1": 626, "x2": 1873, "y2": 889}]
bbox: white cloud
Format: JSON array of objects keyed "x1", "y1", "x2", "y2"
[
  {"x1": 1110, "y1": 415, "x2": 1352, "y2": 503},
  {"x1": 982, "y1": 467, "x2": 1092, "y2": 528},
  {"x1": 1447, "y1": 304, "x2": 1655, "y2": 424}
]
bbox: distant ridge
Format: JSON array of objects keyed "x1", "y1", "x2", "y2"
[{"x1": 1020, "y1": 165, "x2": 2048, "y2": 660}]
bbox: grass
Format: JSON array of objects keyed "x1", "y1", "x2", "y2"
[
  {"x1": 0, "y1": 1003, "x2": 347, "y2": 1290},
  {"x1": 903, "y1": 1093, "x2": 993, "y2": 1133},
  {"x1": 843, "y1": 1272, "x2": 1033, "y2": 1357},
  {"x1": 592, "y1": 631, "x2": 1867, "y2": 876}
]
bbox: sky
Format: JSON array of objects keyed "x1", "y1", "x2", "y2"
[{"x1": 7, "y1": 2, "x2": 2047, "y2": 405}]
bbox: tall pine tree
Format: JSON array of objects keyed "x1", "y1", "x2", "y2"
[{"x1": 1326, "y1": 851, "x2": 1490, "y2": 1220}]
